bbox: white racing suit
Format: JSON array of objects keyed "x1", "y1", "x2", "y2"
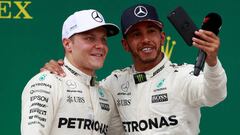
[
  {"x1": 102, "y1": 54, "x2": 227, "y2": 135},
  {"x1": 21, "y1": 58, "x2": 124, "y2": 135}
]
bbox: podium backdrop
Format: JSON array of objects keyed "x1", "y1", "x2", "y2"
[{"x1": 0, "y1": 0, "x2": 239, "y2": 134}]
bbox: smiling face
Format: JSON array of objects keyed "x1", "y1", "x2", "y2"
[
  {"x1": 122, "y1": 21, "x2": 165, "y2": 71},
  {"x1": 63, "y1": 27, "x2": 108, "y2": 75}
]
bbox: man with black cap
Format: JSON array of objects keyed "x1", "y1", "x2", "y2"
[
  {"x1": 21, "y1": 9, "x2": 124, "y2": 135},
  {"x1": 41, "y1": 4, "x2": 227, "y2": 135},
  {"x1": 102, "y1": 4, "x2": 227, "y2": 134}
]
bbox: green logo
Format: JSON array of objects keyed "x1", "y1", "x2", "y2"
[
  {"x1": 134, "y1": 73, "x2": 147, "y2": 84},
  {"x1": 39, "y1": 74, "x2": 47, "y2": 81},
  {"x1": 156, "y1": 79, "x2": 165, "y2": 88},
  {"x1": 98, "y1": 88, "x2": 104, "y2": 97},
  {"x1": 136, "y1": 74, "x2": 144, "y2": 82}
]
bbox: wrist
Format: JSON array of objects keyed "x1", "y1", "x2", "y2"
[{"x1": 206, "y1": 58, "x2": 217, "y2": 67}]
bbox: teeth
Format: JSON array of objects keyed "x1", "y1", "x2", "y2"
[
  {"x1": 142, "y1": 48, "x2": 152, "y2": 52},
  {"x1": 93, "y1": 54, "x2": 102, "y2": 57}
]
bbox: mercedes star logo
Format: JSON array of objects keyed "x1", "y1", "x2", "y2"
[
  {"x1": 66, "y1": 80, "x2": 77, "y2": 89},
  {"x1": 91, "y1": 11, "x2": 103, "y2": 22},
  {"x1": 121, "y1": 81, "x2": 129, "y2": 92},
  {"x1": 134, "y1": 6, "x2": 148, "y2": 18}
]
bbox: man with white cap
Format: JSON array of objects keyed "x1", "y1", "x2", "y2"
[
  {"x1": 21, "y1": 9, "x2": 123, "y2": 135},
  {"x1": 41, "y1": 3, "x2": 227, "y2": 135}
]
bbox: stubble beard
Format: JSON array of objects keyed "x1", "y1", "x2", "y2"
[{"x1": 130, "y1": 46, "x2": 162, "y2": 64}]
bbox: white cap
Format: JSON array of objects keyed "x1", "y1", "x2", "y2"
[{"x1": 62, "y1": 9, "x2": 119, "y2": 40}]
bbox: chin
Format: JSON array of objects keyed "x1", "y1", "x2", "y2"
[
  {"x1": 92, "y1": 63, "x2": 104, "y2": 70},
  {"x1": 141, "y1": 56, "x2": 158, "y2": 63},
  {"x1": 141, "y1": 54, "x2": 157, "y2": 60}
]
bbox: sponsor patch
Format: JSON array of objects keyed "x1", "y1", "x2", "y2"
[
  {"x1": 99, "y1": 102, "x2": 110, "y2": 111},
  {"x1": 30, "y1": 89, "x2": 50, "y2": 94},
  {"x1": 98, "y1": 88, "x2": 105, "y2": 97},
  {"x1": 29, "y1": 115, "x2": 46, "y2": 122},
  {"x1": 31, "y1": 83, "x2": 52, "y2": 89},
  {"x1": 58, "y1": 117, "x2": 108, "y2": 134},
  {"x1": 117, "y1": 99, "x2": 131, "y2": 106},
  {"x1": 30, "y1": 102, "x2": 47, "y2": 108},
  {"x1": 66, "y1": 80, "x2": 77, "y2": 89},
  {"x1": 66, "y1": 96, "x2": 85, "y2": 103},
  {"x1": 39, "y1": 74, "x2": 47, "y2": 81},
  {"x1": 122, "y1": 115, "x2": 178, "y2": 132},
  {"x1": 30, "y1": 95, "x2": 49, "y2": 103},
  {"x1": 152, "y1": 93, "x2": 168, "y2": 103},
  {"x1": 29, "y1": 108, "x2": 47, "y2": 115}
]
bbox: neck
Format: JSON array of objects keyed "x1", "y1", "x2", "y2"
[
  {"x1": 74, "y1": 65, "x2": 95, "y2": 76},
  {"x1": 66, "y1": 55, "x2": 95, "y2": 76}
]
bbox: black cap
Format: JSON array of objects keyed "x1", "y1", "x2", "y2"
[{"x1": 121, "y1": 4, "x2": 163, "y2": 36}]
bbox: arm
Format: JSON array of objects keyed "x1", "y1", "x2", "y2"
[
  {"x1": 100, "y1": 76, "x2": 125, "y2": 135},
  {"x1": 180, "y1": 60, "x2": 227, "y2": 107},
  {"x1": 201, "y1": 59, "x2": 227, "y2": 106},
  {"x1": 21, "y1": 72, "x2": 60, "y2": 135},
  {"x1": 107, "y1": 98, "x2": 124, "y2": 135},
  {"x1": 182, "y1": 30, "x2": 227, "y2": 107}
]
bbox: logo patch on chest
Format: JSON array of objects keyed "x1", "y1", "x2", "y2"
[
  {"x1": 152, "y1": 93, "x2": 168, "y2": 103},
  {"x1": 99, "y1": 102, "x2": 110, "y2": 111},
  {"x1": 153, "y1": 79, "x2": 167, "y2": 92}
]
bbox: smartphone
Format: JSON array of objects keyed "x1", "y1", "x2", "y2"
[{"x1": 167, "y1": 6, "x2": 198, "y2": 46}]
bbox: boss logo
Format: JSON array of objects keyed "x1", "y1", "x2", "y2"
[{"x1": 152, "y1": 93, "x2": 168, "y2": 103}]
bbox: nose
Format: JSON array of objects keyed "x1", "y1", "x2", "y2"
[
  {"x1": 141, "y1": 33, "x2": 151, "y2": 44},
  {"x1": 94, "y1": 39, "x2": 107, "y2": 49}
]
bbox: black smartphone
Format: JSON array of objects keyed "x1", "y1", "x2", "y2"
[{"x1": 167, "y1": 6, "x2": 198, "y2": 46}]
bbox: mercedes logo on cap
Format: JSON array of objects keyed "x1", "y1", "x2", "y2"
[
  {"x1": 134, "y1": 6, "x2": 148, "y2": 18},
  {"x1": 91, "y1": 11, "x2": 103, "y2": 22}
]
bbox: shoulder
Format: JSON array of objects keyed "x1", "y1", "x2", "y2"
[
  {"x1": 98, "y1": 85, "x2": 113, "y2": 99},
  {"x1": 106, "y1": 66, "x2": 132, "y2": 80},
  {"x1": 100, "y1": 66, "x2": 131, "y2": 92},
  {"x1": 164, "y1": 62, "x2": 198, "y2": 81},
  {"x1": 27, "y1": 71, "x2": 62, "y2": 84},
  {"x1": 168, "y1": 62, "x2": 194, "y2": 74},
  {"x1": 23, "y1": 71, "x2": 64, "y2": 94},
  {"x1": 21, "y1": 71, "x2": 65, "y2": 109}
]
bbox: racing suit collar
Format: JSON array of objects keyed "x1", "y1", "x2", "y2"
[
  {"x1": 64, "y1": 57, "x2": 97, "y2": 86},
  {"x1": 132, "y1": 54, "x2": 168, "y2": 84}
]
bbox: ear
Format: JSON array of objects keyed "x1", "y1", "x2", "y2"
[
  {"x1": 121, "y1": 38, "x2": 130, "y2": 52},
  {"x1": 160, "y1": 31, "x2": 166, "y2": 46},
  {"x1": 62, "y1": 38, "x2": 72, "y2": 52}
]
